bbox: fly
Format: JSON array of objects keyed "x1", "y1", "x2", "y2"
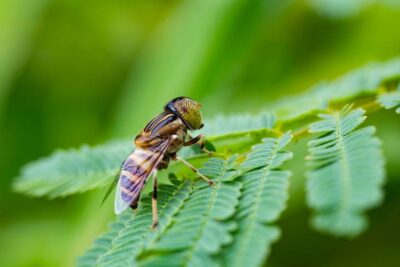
[{"x1": 103, "y1": 97, "x2": 213, "y2": 228}]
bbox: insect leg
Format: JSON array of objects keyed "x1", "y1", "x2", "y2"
[
  {"x1": 176, "y1": 156, "x2": 215, "y2": 186},
  {"x1": 184, "y1": 134, "x2": 201, "y2": 146},
  {"x1": 185, "y1": 134, "x2": 213, "y2": 155},
  {"x1": 151, "y1": 170, "x2": 159, "y2": 229}
]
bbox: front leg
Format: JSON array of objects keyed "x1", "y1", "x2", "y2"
[
  {"x1": 185, "y1": 134, "x2": 212, "y2": 155},
  {"x1": 176, "y1": 156, "x2": 215, "y2": 186}
]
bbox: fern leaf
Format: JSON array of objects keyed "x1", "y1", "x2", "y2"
[
  {"x1": 378, "y1": 91, "x2": 400, "y2": 114},
  {"x1": 95, "y1": 177, "x2": 192, "y2": 267},
  {"x1": 77, "y1": 157, "x2": 241, "y2": 267},
  {"x1": 272, "y1": 58, "x2": 400, "y2": 120},
  {"x1": 223, "y1": 133, "x2": 293, "y2": 267},
  {"x1": 76, "y1": 175, "x2": 192, "y2": 267},
  {"x1": 13, "y1": 141, "x2": 131, "y2": 198},
  {"x1": 199, "y1": 112, "x2": 275, "y2": 136},
  {"x1": 306, "y1": 107, "x2": 385, "y2": 237},
  {"x1": 76, "y1": 212, "x2": 132, "y2": 267},
  {"x1": 138, "y1": 157, "x2": 241, "y2": 267},
  {"x1": 13, "y1": 113, "x2": 274, "y2": 198}
]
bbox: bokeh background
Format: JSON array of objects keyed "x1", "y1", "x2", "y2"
[{"x1": 1, "y1": 0, "x2": 400, "y2": 266}]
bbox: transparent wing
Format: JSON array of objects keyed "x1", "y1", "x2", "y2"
[
  {"x1": 101, "y1": 171, "x2": 120, "y2": 206},
  {"x1": 114, "y1": 174, "x2": 134, "y2": 214},
  {"x1": 101, "y1": 152, "x2": 133, "y2": 206}
]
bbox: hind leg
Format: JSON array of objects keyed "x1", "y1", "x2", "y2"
[{"x1": 151, "y1": 170, "x2": 158, "y2": 229}]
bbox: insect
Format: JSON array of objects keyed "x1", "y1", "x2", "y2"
[{"x1": 103, "y1": 97, "x2": 213, "y2": 229}]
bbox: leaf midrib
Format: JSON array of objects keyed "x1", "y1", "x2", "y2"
[
  {"x1": 182, "y1": 161, "x2": 228, "y2": 267},
  {"x1": 334, "y1": 113, "x2": 351, "y2": 218},
  {"x1": 230, "y1": 141, "x2": 279, "y2": 266},
  {"x1": 98, "y1": 180, "x2": 192, "y2": 265}
]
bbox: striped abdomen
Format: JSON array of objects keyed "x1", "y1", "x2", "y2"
[{"x1": 114, "y1": 148, "x2": 161, "y2": 214}]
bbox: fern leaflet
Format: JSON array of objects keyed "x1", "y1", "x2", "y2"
[
  {"x1": 379, "y1": 91, "x2": 400, "y2": 114},
  {"x1": 13, "y1": 113, "x2": 275, "y2": 199},
  {"x1": 76, "y1": 212, "x2": 132, "y2": 267},
  {"x1": 13, "y1": 141, "x2": 131, "y2": 198},
  {"x1": 306, "y1": 106, "x2": 385, "y2": 237},
  {"x1": 272, "y1": 58, "x2": 400, "y2": 120},
  {"x1": 199, "y1": 112, "x2": 275, "y2": 136},
  {"x1": 138, "y1": 157, "x2": 241, "y2": 267},
  {"x1": 223, "y1": 133, "x2": 293, "y2": 267},
  {"x1": 76, "y1": 174, "x2": 192, "y2": 267},
  {"x1": 77, "y1": 157, "x2": 241, "y2": 267}
]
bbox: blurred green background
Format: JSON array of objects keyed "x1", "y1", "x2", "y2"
[{"x1": 1, "y1": 0, "x2": 400, "y2": 266}]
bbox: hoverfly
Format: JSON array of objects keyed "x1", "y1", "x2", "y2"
[{"x1": 104, "y1": 97, "x2": 213, "y2": 228}]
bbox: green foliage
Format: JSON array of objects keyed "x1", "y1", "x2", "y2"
[
  {"x1": 379, "y1": 91, "x2": 400, "y2": 114},
  {"x1": 272, "y1": 58, "x2": 400, "y2": 121},
  {"x1": 76, "y1": 212, "x2": 132, "y2": 267},
  {"x1": 78, "y1": 175, "x2": 193, "y2": 267},
  {"x1": 199, "y1": 112, "x2": 275, "y2": 136},
  {"x1": 12, "y1": 58, "x2": 400, "y2": 266},
  {"x1": 99, "y1": 176, "x2": 194, "y2": 267},
  {"x1": 139, "y1": 158, "x2": 241, "y2": 267},
  {"x1": 306, "y1": 107, "x2": 385, "y2": 236},
  {"x1": 76, "y1": 135, "x2": 293, "y2": 267},
  {"x1": 4, "y1": 0, "x2": 400, "y2": 265},
  {"x1": 14, "y1": 58, "x2": 400, "y2": 201},
  {"x1": 13, "y1": 141, "x2": 131, "y2": 198},
  {"x1": 224, "y1": 133, "x2": 292, "y2": 267},
  {"x1": 13, "y1": 113, "x2": 275, "y2": 199}
]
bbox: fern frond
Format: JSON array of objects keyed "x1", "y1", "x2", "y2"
[
  {"x1": 138, "y1": 157, "x2": 241, "y2": 267},
  {"x1": 223, "y1": 133, "x2": 293, "y2": 267},
  {"x1": 77, "y1": 157, "x2": 241, "y2": 267},
  {"x1": 13, "y1": 58, "x2": 400, "y2": 200},
  {"x1": 13, "y1": 141, "x2": 131, "y2": 198},
  {"x1": 272, "y1": 58, "x2": 400, "y2": 120},
  {"x1": 76, "y1": 212, "x2": 132, "y2": 267},
  {"x1": 378, "y1": 91, "x2": 400, "y2": 114},
  {"x1": 306, "y1": 107, "x2": 385, "y2": 237},
  {"x1": 76, "y1": 175, "x2": 192, "y2": 267},
  {"x1": 13, "y1": 113, "x2": 274, "y2": 198},
  {"x1": 200, "y1": 112, "x2": 275, "y2": 136},
  {"x1": 78, "y1": 136, "x2": 293, "y2": 267}
]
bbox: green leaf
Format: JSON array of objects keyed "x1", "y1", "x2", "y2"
[
  {"x1": 306, "y1": 107, "x2": 385, "y2": 237},
  {"x1": 76, "y1": 212, "x2": 132, "y2": 267},
  {"x1": 77, "y1": 137, "x2": 292, "y2": 267},
  {"x1": 13, "y1": 113, "x2": 275, "y2": 199},
  {"x1": 138, "y1": 158, "x2": 241, "y2": 267},
  {"x1": 13, "y1": 141, "x2": 131, "y2": 198},
  {"x1": 272, "y1": 58, "x2": 400, "y2": 121},
  {"x1": 199, "y1": 112, "x2": 275, "y2": 136},
  {"x1": 14, "y1": 58, "x2": 400, "y2": 200},
  {"x1": 223, "y1": 133, "x2": 293, "y2": 267},
  {"x1": 378, "y1": 91, "x2": 400, "y2": 114},
  {"x1": 76, "y1": 174, "x2": 192, "y2": 267},
  {"x1": 77, "y1": 157, "x2": 242, "y2": 267},
  {"x1": 96, "y1": 176, "x2": 193, "y2": 267}
]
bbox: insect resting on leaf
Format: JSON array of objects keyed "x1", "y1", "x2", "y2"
[{"x1": 103, "y1": 97, "x2": 214, "y2": 229}]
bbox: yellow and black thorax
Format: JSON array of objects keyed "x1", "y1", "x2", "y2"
[{"x1": 135, "y1": 112, "x2": 187, "y2": 164}]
